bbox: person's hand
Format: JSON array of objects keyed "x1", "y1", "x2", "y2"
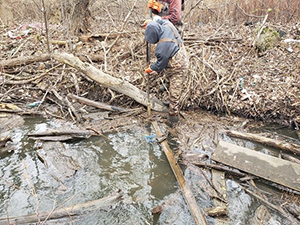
[
  {"x1": 145, "y1": 66, "x2": 153, "y2": 74},
  {"x1": 148, "y1": 0, "x2": 162, "y2": 12},
  {"x1": 143, "y1": 19, "x2": 152, "y2": 29}
]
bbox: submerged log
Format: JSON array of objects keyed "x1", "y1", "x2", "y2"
[
  {"x1": 0, "y1": 190, "x2": 122, "y2": 225},
  {"x1": 152, "y1": 121, "x2": 207, "y2": 225},
  {"x1": 224, "y1": 129, "x2": 300, "y2": 155},
  {"x1": 52, "y1": 52, "x2": 168, "y2": 113}
]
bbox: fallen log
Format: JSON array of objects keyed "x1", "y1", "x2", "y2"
[
  {"x1": 28, "y1": 129, "x2": 94, "y2": 141},
  {"x1": 52, "y1": 52, "x2": 168, "y2": 113},
  {"x1": 180, "y1": 153, "x2": 247, "y2": 177},
  {"x1": 0, "y1": 190, "x2": 122, "y2": 225},
  {"x1": 0, "y1": 53, "x2": 50, "y2": 68},
  {"x1": 223, "y1": 129, "x2": 300, "y2": 155},
  {"x1": 152, "y1": 121, "x2": 207, "y2": 225}
]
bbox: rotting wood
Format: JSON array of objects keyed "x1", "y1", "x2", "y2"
[
  {"x1": 224, "y1": 129, "x2": 300, "y2": 155},
  {"x1": 212, "y1": 140, "x2": 300, "y2": 192},
  {"x1": 52, "y1": 52, "x2": 168, "y2": 113},
  {"x1": 68, "y1": 93, "x2": 130, "y2": 112},
  {"x1": 0, "y1": 190, "x2": 122, "y2": 225},
  {"x1": 151, "y1": 121, "x2": 207, "y2": 225}
]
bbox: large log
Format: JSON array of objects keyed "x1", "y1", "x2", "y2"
[
  {"x1": 0, "y1": 190, "x2": 122, "y2": 225},
  {"x1": 52, "y1": 52, "x2": 168, "y2": 113}
]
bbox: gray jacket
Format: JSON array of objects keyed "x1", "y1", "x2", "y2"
[{"x1": 145, "y1": 20, "x2": 182, "y2": 72}]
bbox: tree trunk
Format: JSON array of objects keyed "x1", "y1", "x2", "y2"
[{"x1": 71, "y1": 0, "x2": 91, "y2": 35}]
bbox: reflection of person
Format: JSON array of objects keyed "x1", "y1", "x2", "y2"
[
  {"x1": 147, "y1": 0, "x2": 182, "y2": 26},
  {"x1": 144, "y1": 19, "x2": 189, "y2": 123}
]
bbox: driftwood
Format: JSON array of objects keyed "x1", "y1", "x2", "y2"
[
  {"x1": 180, "y1": 153, "x2": 247, "y2": 177},
  {"x1": 52, "y1": 52, "x2": 168, "y2": 113},
  {"x1": 28, "y1": 129, "x2": 94, "y2": 141},
  {"x1": 68, "y1": 93, "x2": 130, "y2": 112},
  {"x1": 224, "y1": 129, "x2": 300, "y2": 155},
  {"x1": 152, "y1": 121, "x2": 207, "y2": 225},
  {"x1": 0, "y1": 190, "x2": 122, "y2": 225}
]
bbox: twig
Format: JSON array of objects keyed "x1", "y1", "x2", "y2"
[{"x1": 183, "y1": 0, "x2": 203, "y2": 20}]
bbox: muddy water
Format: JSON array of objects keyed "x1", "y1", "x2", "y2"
[
  {"x1": 0, "y1": 118, "x2": 179, "y2": 224},
  {"x1": 0, "y1": 117, "x2": 296, "y2": 225}
]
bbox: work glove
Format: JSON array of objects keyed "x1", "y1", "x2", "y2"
[
  {"x1": 148, "y1": 0, "x2": 162, "y2": 13},
  {"x1": 143, "y1": 19, "x2": 152, "y2": 29},
  {"x1": 145, "y1": 66, "x2": 153, "y2": 74}
]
